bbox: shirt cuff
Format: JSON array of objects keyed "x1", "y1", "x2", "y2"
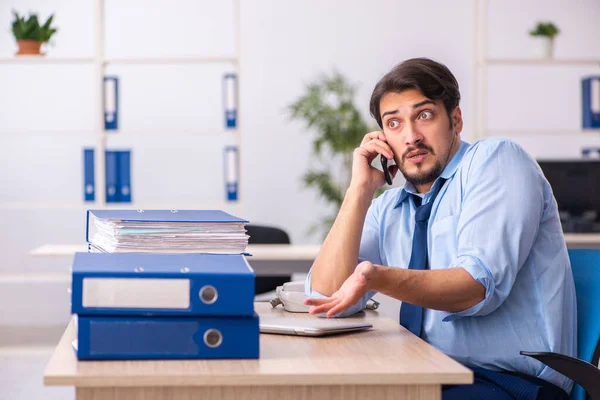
[
  {"x1": 441, "y1": 255, "x2": 496, "y2": 322},
  {"x1": 304, "y1": 270, "x2": 370, "y2": 318}
]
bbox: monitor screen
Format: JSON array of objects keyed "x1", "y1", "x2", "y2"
[{"x1": 536, "y1": 159, "x2": 600, "y2": 218}]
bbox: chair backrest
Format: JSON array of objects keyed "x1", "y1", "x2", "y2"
[
  {"x1": 567, "y1": 249, "x2": 600, "y2": 400},
  {"x1": 245, "y1": 225, "x2": 290, "y2": 245}
]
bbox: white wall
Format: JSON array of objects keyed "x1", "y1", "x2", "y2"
[{"x1": 0, "y1": 0, "x2": 599, "y2": 336}]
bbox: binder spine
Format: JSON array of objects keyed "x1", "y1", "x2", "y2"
[
  {"x1": 105, "y1": 151, "x2": 119, "y2": 203},
  {"x1": 224, "y1": 146, "x2": 238, "y2": 201},
  {"x1": 104, "y1": 76, "x2": 119, "y2": 131},
  {"x1": 118, "y1": 150, "x2": 132, "y2": 203},
  {"x1": 76, "y1": 314, "x2": 259, "y2": 360},
  {"x1": 83, "y1": 148, "x2": 95, "y2": 202},
  {"x1": 223, "y1": 73, "x2": 237, "y2": 128},
  {"x1": 583, "y1": 77, "x2": 600, "y2": 129},
  {"x1": 71, "y1": 272, "x2": 255, "y2": 317}
]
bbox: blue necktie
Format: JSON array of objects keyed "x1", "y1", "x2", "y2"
[{"x1": 399, "y1": 179, "x2": 446, "y2": 337}]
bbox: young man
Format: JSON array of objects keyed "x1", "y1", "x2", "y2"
[{"x1": 304, "y1": 58, "x2": 576, "y2": 399}]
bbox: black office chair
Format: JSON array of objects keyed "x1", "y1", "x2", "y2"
[{"x1": 245, "y1": 224, "x2": 292, "y2": 295}]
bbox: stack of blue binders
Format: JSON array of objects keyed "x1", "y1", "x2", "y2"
[{"x1": 70, "y1": 210, "x2": 259, "y2": 360}]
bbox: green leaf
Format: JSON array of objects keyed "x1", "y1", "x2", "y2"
[
  {"x1": 10, "y1": 10, "x2": 58, "y2": 42},
  {"x1": 287, "y1": 71, "x2": 377, "y2": 238},
  {"x1": 302, "y1": 170, "x2": 344, "y2": 207}
]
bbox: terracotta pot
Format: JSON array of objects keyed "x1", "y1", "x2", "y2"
[{"x1": 16, "y1": 40, "x2": 43, "y2": 55}]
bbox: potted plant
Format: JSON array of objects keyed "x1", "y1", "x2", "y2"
[
  {"x1": 529, "y1": 21, "x2": 560, "y2": 59},
  {"x1": 288, "y1": 72, "x2": 384, "y2": 238},
  {"x1": 11, "y1": 10, "x2": 58, "y2": 56}
]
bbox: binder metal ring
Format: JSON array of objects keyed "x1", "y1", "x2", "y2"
[
  {"x1": 180, "y1": 267, "x2": 190, "y2": 273},
  {"x1": 171, "y1": 209, "x2": 178, "y2": 213},
  {"x1": 134, "y1": 267, "x2": 144, "y2": 272},
  {"x1": 137, "y1": 209, "x2": 144, "y2": 213},
  {"x1": 203, "y1": 329, "x2": 223, "y2": 348},
  {"x1": 199, "y1": 285, "x2": 218, "y2": 304}
]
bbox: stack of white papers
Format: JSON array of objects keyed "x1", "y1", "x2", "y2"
[{"x1": 87, "y1": 210, "x2": 249, "y2": 254}]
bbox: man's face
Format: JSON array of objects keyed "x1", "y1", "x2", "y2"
[{"x1": 379, "y1": 89, "x2": 462, "y2": 192}]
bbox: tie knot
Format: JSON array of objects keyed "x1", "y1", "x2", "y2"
[
  {"x1": 415, "y1": 201, "x2": 434, "y2": 222},
  {"x1": 412, "y1": 178, "x2": 447, "y2": 223}
]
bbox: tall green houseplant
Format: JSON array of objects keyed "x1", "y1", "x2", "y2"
[{"x1": 288, "y1": 71, "x2": 382, "y2": 238}]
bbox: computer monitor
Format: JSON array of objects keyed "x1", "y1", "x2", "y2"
[{"x1": 536, "y1": 159, "x2": 600, "y2": 220}]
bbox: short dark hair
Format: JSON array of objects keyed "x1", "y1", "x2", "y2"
[{"x1": 369, "y1": 58, "x2": 461, "y2": 128}]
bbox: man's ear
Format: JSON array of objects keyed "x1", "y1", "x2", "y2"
[{"x1": 451, "y1": 106, "x2": 463, "y2": 135}]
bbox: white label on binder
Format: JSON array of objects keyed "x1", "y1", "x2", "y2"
[
  {"x1": 225, "y1": 75, "x2": 236, "y2": 111},
  {"x1": 105, "y1": 79, "x2": 116, "y2": 120},
  {"x1": 82, "y1": 278, "x2": 190, "y2": 309},
  {"x1": 592, "y1": 79, "x2": 600, "y2": 114},
  {"x1": 226, "y1": 147, "x2": 237, "y2": 183}
]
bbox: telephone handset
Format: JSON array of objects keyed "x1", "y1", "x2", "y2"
[
  {"x1": 269, "y1": 281, "x2": 380, "y2": 313},
  {"x1": 380, "y1": 154, "x2": 394, "y2": 185}
]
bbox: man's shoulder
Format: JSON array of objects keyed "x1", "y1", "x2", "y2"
[
  {"x1": 465, "y1": 137, "x2": 528, "y2": 158},
  {"x1": 460, "y1": 137, "x2": 536, "y2": 174}
]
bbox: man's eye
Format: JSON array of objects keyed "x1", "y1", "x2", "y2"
[
  {"x1": 418, "y1": 111, "x2": 433, "y2": 120},
  {"x1": 388, "y1": 120, "x2": 399, "y2": 129}
]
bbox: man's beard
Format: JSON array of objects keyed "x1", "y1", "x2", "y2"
[{"x1": 398, "y1": 143, "x2": 446, "y2": 188}]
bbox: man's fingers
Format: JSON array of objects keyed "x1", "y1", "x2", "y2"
[
  {"x1": 360, "y1": 140, "x2": 393, "y2": 160},
  {"x1": 308, "y1": 302, "x2": 336, "y2": 315},
  {"x1": 325, "y1": 300, "x2": 352, "y2": 318},
  {"x1": 303, "y1": 298, "x2": 331, "y2": 307},
  {"x1": 360, "y1": 131, "x2": 381, "y2": 145}
]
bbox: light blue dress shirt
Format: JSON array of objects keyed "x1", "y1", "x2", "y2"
[{"x1": 305, "y1": 138, "x2": 577, "y2": 393}]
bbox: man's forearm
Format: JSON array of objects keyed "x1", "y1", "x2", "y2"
[
  {"x1": 310, "y1": 184, "x2": 374, "y2": 296},
  {"x1": 371, "y1": 265, "x2": 486, "y2": 312}
]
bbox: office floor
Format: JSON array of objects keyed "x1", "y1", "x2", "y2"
[{"x1": 0, "y1": 346, "x2": 74, "y2": 400}]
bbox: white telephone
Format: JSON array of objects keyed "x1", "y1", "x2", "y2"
[{"x1": 269, "y1": 281, "x2": 380, "y2": 313}]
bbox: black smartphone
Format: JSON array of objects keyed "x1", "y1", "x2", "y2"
[{"x1": 380, "y1": 154, "x2": 393, "y2": 185}]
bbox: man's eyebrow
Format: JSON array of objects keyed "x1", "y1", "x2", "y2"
[
  {"x1": 381, "y1": 99, "x2": 437, "y2": 119},
  {"x1": 381, "y1": 109, "x2": 398, "y2": 119},
  {"x1": 413, "y1": 99, "x2": 436, "y2": 108}
]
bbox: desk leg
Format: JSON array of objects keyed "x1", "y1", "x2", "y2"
[{"x1": 77, "y1": 384, "x2": 441, "y2": 399}]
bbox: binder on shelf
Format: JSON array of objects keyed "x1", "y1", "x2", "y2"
[
  {"x1": 581, "y1": 147, "x2": 600, "y2": 159},
  {"x1": 71, "y1": 252, "x2": 255, "y2": 316},
  {"x1": 104, "y1": 76, "x2": 119, "y2": 131},
  {"x1": 223, "y1": 73, "x2": 237, "y2": 128},
  {"x1": 582, "y1": 76, "x2": 600, "y2": 129},
  {"x1": 83, "y1": 148, "x2": 95, "y2": 202},
  {"x1": 224, "y1": 146, "x2": 238, "y2": 201},
  {"x1": 75, "y1": 313, "x2": 259, "y2": 360},
  {"x1": 105, "y1": 150, "x2": 119, "y2": 203},
  {"x1": 117, "y1": 150, "x2": 131, "y2": 203}
]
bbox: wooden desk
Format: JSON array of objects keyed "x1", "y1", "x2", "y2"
[
  {"x1": 44, "y1": 303, "x2": 472, "y2": 400},
  {"x1": 30, "y1": 244, "x2": 321, "y2": 276},
  {"x1": 562, "y1": 233, "x2": 600, "y2": 249}
]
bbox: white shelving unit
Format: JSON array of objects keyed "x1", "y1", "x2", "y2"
[
  {"x1": 0, "y1": 0, "x2": 243, "y2": 215},
  {"x1": 473, "y1": 0, "x2": 600, "y2": 141}
]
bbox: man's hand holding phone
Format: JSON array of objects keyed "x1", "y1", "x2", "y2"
[{"x1": 351, "y1": 131, "x2": 398, "y2": 195}]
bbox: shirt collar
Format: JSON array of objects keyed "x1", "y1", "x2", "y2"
[{"x1": 395, "y1": 140, "x2": 471, "y2": 208}]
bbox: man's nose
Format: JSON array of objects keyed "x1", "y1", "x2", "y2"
[{"x1": 403, "y1": 122, "x2": 424, "y2": 146}]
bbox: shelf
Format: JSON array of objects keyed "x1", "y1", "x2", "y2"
[
  {"x1": 0, "y1": 201, "x2": 242, "y2": 211},
  {"x1": 104, "y1": 128, "x2": 238, "y2": 137},
  {"x1": 0, "y1": 129, "x2": 238, "y2": 138},
  {"x1": 105, "y1": 56, "x2": 238, "y2": 65},
  {"x1": 485, "y1": 129, "x2": 600, "y2": 136},
  {"x1": 0, "y1": 56, "x2": 239, "y2": 65},
  {"x1": 483, "y1": 58, "x2": 600, "y2": 67},
  {"x1": 0, "y1": 56, "x2": 96, "y2": 64}
]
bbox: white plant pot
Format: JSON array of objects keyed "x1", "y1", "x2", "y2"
[{"x1": 531, "y1": 36, "x2": 554, "y2": 59}]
